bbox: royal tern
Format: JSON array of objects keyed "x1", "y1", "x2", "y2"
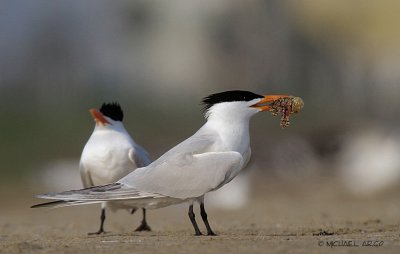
[
  {"x1": 80, "y1": 102, "x2": 152, "y2": 234},
  {"x1": 32, "y1": 91, "x2": 296, "y2": 236}
]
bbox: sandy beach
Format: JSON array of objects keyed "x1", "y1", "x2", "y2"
[{"x1": 1, "y1": 179, "x2": 399, "y2": 254}]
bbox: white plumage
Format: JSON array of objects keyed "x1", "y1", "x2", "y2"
[{"x1": 79, "y1": 103, "x2": 152, "y2": 234}]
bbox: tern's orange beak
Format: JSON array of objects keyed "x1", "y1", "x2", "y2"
[
  {"x1": 251, "y1": 95, "x2": 290, "y2": 111},
  {"x1": 89, "y1": 108, "x2": 111, "y2": 125}
]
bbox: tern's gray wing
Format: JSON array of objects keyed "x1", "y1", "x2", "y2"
[
  {"x1": 129, "y1": 144, "x2": 152, "y2": 168},
  {"x1": 119, "y1": 151, "x2": 243, "y2": 199},
  {"x1": 119, "y1": 132, "x2": 244, "y2": 199}
]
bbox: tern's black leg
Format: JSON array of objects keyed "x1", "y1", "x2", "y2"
[
  {"x1": 134, "y1": 208, "x2": 152, "y2": 232},
  {"x1": 188, "y1": 204, "x2": 202, "y2": 236},
  {"x1": 88, "y1": 208, "x2": 106, "y2": 235},
  {"x1": 200, "y1": 202, "x2": 216, "y2": 236}
]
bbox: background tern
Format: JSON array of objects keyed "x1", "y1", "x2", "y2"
[
  {"x1": 32, "y1": 91, "x2": 291, "y2": 236},
  {"x1": 80, "y1": 102, "x2": 152, "y2": 234}
]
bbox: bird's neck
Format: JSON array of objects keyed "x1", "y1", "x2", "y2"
[
  {"x1": 205, "y1": 115, "x2": 251, "y2": 154},
  {"x1": 94, "y1": 122, "x2": 127, "y2": 133}
]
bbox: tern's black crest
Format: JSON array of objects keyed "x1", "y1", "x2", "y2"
[
  {"x1": 202, "y1": 90, "x2": 264, "y2": 111},
  {"x1": 100, "y1": 102, "x2": 124, "y2": 121}
]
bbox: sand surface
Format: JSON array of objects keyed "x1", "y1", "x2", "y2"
[{"x1": 1, "y1": 180, "x2": 400, "y2": 253}]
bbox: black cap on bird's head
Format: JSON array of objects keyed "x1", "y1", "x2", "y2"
[
  {"x1": 202, "y1": 90, "x2": 264, "y2": 111},
  {"x1": 99, "y1": 102, "x2": 124, "y2": 122},
  {"x1": 201, "y1": 90, "x2": 291, "y2": 114},
  {"x1": 90, "y1": 102, "x2": 124, "y2": 125}
]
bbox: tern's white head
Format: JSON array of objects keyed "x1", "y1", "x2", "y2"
[
  {"x1": 89, "y1": 102, "x2": 125, "y2": 131},
  {"x1": 202, "y1": 90, "x2": 289, "y2": 122}
]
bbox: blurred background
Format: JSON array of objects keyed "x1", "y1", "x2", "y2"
[{"x1": 1, "y1": 0, "x2": 400, "y2": 209}]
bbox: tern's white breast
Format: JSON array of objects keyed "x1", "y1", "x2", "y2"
[{"x1": 80, "y1": 129, "x2": 136, "y2": 186}]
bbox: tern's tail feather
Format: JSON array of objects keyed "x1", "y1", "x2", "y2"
[
  {"x1": 31, "y1": 183, "x2": 166, "y2": 209},
  {"x1": 31, "y1": 200, "x2": 101, "y2": 209}
]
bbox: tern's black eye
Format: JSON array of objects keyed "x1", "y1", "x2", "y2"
[
  {"x1": 100, "y1": 102, "x2": 124, "y2": 121},
  {"x1": 201, "y1": 90, "x2": 263, "y2": 110}
]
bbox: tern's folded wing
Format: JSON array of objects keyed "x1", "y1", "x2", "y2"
[
  {"x1": 119, "y1": 151, "x2": 243, "y2": 199},
  {"x1": 129, "y1": 144, "x2": 152, "y2": 168},
  {"x1": 33, "y1": 152, "x2": 242, "y2": 205}
]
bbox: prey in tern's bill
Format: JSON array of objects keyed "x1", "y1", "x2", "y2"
[
  {"x1": 32, "y1": 91, "x2": 303, "y2": 236},
  {"x1": 81, "y1": 102, "x2": 152, "y2": 234},
  {"x1": 268, "y1": 96, "x2": 304, "y2": 128}
]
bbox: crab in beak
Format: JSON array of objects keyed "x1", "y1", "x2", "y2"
[
  {"x1": 252, "y1": 95, "x2": 304, "y2": 128},
  {"x1": 251, "y1": 95, "x2": 291, "y2": 111}
]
